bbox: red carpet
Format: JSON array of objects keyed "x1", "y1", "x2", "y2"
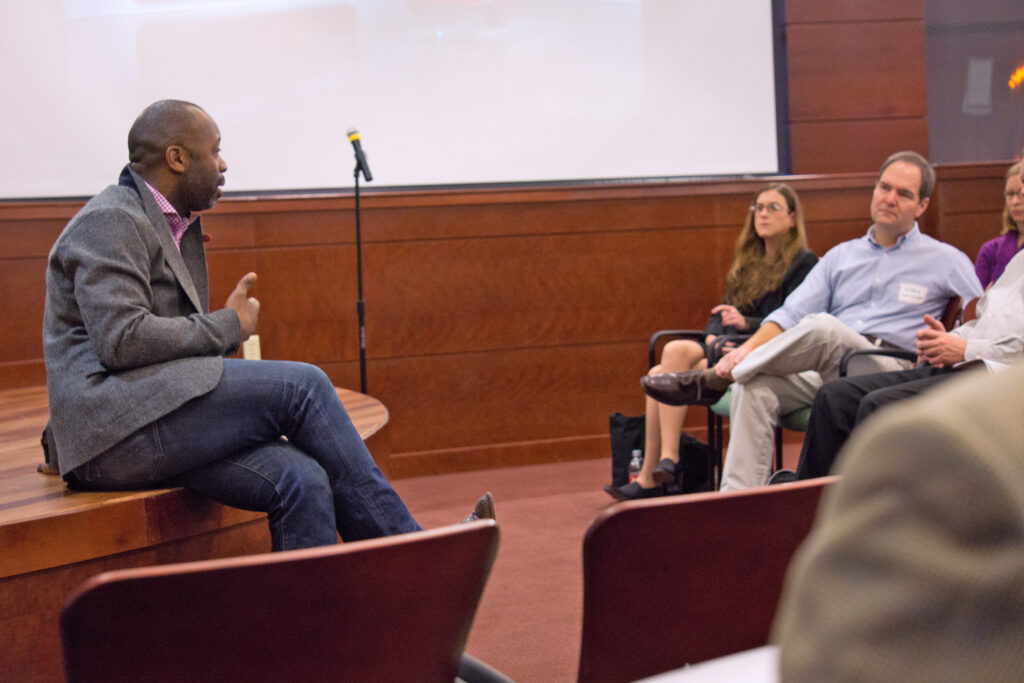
[
  {"x1": 393, "y1": 458, "x2": 614, "y2": 682},
  {"x1": 392, "y1": 444, "x2": 802, "y2": 682}
]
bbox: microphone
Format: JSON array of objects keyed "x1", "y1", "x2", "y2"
[{"x1": 346, "y1": 128, "x2": 373, "y2": 182}]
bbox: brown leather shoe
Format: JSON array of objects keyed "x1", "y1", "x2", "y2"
[{"x1": 641, "y1": 370, "x2": 728, "y2": 406}]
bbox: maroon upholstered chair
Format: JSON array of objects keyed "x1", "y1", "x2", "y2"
[
  {"x1": 578, "y1": 478, "x2": 837, "y2": 683},
  {"x1": 61, "y1": 521, "x2": 501, "y2": 683}
]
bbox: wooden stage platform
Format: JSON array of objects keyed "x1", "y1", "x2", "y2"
[{"x1": 0, "y1": 385, "x2": 390, "y2": 682}]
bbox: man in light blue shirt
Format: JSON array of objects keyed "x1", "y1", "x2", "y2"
[{"x1": 643, "y1": 151, "x2": 983, "y2": 489}]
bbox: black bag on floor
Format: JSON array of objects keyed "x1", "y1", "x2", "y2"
[
  {"x1": 609, "y1": 413, "x2": 645, "y2": 487},
  {"x1": 677, "y1": 431, "x2": 713, "y2": 493},
  {"x1": 608, "y1": 413, "x2": 713, "y2": 493}
]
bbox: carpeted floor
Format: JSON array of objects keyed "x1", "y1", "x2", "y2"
[
  {"x1": 392, "y1": 458, "x2": 614, "y2": 682},
  {"x1": 392, "y1": 444, "x2": 803, "y2": 682}
]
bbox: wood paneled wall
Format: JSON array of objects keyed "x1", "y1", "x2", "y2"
[
  {"x1": 0, "y1": 163, "x2": 1008, "y2": 477},
  {"x1": 784, "y1": 0, "x2": 929, "y2": 173}
]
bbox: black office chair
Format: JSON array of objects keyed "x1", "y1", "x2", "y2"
[{"x1": 647, "y1": 330, "x2": 723, "y2": 490}]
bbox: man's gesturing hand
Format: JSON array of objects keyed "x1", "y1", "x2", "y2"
[
  {"x1": 226, "y1": 272, "x2": 260, "y2": 340},
  {"x1": 915, "y1": 313, "x2": 966, "y2": 367}
]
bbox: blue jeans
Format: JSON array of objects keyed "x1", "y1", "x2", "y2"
[{"x1": 72, "y1": 359, "x2": 421, "y2": 550}]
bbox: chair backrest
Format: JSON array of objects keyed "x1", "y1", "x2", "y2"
[
  {"x1": 939, "y1": 295, "x2": 963, "y2": 331},
  {"x1": 61, "y1": 521, "x2": 499, "y2": 683},
  {"x1": 577, "y1": 478, "x2": 836, "y2": 683},
  {"x1": 961, "y1": 296, "x2": 978, "y2": 324}
]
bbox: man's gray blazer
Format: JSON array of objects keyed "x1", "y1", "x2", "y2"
[{"x1": 43, "y1": 166, "x2": 242, "y2": 475}]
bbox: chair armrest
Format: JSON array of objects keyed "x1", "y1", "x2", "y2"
[
  {"x1": 839, "y1": 349, "x2": 917, "y2": 377},
  {"x1": 648, "y1": 330, "x2": 707, "y2": 369},
  {"x1": 707, "y1": 334, "x2": 751, "y2": 365}
]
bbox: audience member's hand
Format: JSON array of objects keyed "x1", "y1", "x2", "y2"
[
  {"x1": 915, "y1": 313, "x2": 966, "y2": 367},
  {"x1": 715, "y1": 345, "x2": 749, "y2": 380},
  {"x1": 711, "y1": 304, "x2": 748, "y2": 331},
  {"x1": 226, "y1": 272, "x2": 260, "y2": 339}
]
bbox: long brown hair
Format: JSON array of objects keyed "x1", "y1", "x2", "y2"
[
  {"x1": 723, "y1": 183, "x2": 808, "y2": 312},
  {"x1": 1001, "y1": 162, "x2": 1022, "y2": 236}
]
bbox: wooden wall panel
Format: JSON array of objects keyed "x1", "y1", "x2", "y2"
[
  {"x1": 239, "y1": 246, "x2": 359, "y2": 363},
  {"x1": 939, "y1": 214, "x2": 1001, "y2": 266},
  {"x1": 785, "y1": 0, "x2": 922, "y2": 24},
  {"x1": 804, "y1": 219, "x2": 877, "y2": 253},
  {"x1": 0, "y1": 164, "x2": 1003, "y2": 477},
  {"x1": 0, "y1": 362, "x2": 44, "y2": 389},
  {"x1": 373, "y1": 343, "x2": 645, "y2": 471},
  {"x1": 0, "y1": 209, "x2": 66, "y2": 387},
  {"x1": 362, "y1": 229, "x2": 727, "y2": 359},
  {"x1": 926, "y1": 161, "x2": 1010, "y2": 262},
  {"x1": 934, "y1": 164, "x2": 1012, "y2": 213},
  {"x1": 789, "y1": 119, "x2": 931, "y2": 175},
  {"x1": 0, "y1": 216, "x2": 66, "y2": 258},
  {"x1": 786, "y1": 22, "x2": 926, "y2": 122},
  {"x1": 360, "y1": 189, "x2": 754, "y2": 242},
  {"x1": 783, "y1": 0, "x2": 928, "y2": 173},
  {"x1": 0, "y1": 259, "x2": 47, "y2": 359}
]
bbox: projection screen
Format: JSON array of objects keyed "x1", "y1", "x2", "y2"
[{"x1": 0, "y1": 0, "x2": 782, "y2": 198}]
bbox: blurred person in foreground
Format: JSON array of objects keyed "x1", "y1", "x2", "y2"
[{"x1": 773, "y1": 362, "x2": 1024, "y2": 681}]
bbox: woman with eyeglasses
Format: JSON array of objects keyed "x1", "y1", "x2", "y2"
[
  {"x1": 607, "y1": 182, "x2": 818, "y2": 500},
  {"x1": 975, "y1": 161, "x2": 1023, "y2": 289}
]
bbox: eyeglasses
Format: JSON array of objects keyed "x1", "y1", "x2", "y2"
[
  {"x1": 1005, "y1": 189, "x2": 1024, "y2": 201},
  {"x1": 749, "y1": 202, "x2": 789, "y2": 214}
]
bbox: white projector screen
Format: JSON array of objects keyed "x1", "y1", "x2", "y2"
[{"x1": 0, "y1": 0, "x2": 781, "y2": 198}]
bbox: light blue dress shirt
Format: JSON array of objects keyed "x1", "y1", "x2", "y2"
[{"x1": 765, "y1": 224, "x2": 983, "y2": 351}]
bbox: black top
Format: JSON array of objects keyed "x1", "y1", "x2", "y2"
[{"x1": 703, "y1": 248, "x2": 819, "y2": 337}]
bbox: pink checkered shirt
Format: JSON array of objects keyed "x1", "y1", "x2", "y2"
[{"x1": 143, "y1": 181, "x2": 190, "y2": 251}]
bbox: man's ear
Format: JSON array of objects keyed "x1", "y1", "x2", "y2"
[
  {"x1": 165, "y1": 145, "x2": 188, "y2": 174},
  {"x1": 915, "y1": 196, "x2": 930, "y2": 218}
]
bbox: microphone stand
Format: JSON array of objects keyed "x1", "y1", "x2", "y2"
[{"x1": 353, "y1": 164, "x2": 368, "y2": 394}]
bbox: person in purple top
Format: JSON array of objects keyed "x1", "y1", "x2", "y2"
[{"x1": 975, "y1": 161, "x2": 1023, "y2": 288}]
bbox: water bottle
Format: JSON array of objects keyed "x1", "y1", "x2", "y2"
[{"x1": 628, "y1": 449, "x2": 643, "y2": 483}]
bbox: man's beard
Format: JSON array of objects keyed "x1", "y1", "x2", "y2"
[{"x1": 181, "y1": 168, "x2": 220, "y2": 215}]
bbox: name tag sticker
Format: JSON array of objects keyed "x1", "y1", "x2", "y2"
[{"x1": 898, "y1": 282, "x2": 928, "y2": 305}]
